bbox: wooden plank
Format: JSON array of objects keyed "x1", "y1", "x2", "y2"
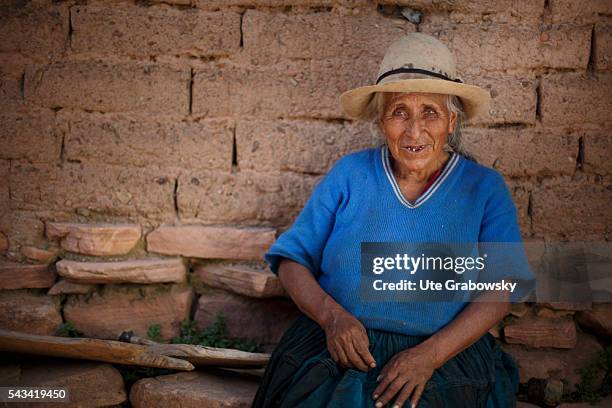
[
  {"x1": 120, "y1": 332, "x2": 270, "y2": 368},
  {"x1": 194, "y1": 263, "x2": 285, "y2": 298},
  {"x1": 148, "y1": 343, "x2": 270, "y2": 368},
  {"x1": 0, "y1": 329, "x2": 193, "y2": 371}
]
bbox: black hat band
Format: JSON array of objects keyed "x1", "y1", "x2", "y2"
[{"x1": 376, "y1": 67, "x2": 463, "y2": 85}]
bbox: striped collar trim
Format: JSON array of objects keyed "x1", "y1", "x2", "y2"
[{"x1": 381, "y1": 145, "x2": 460, "y2": 209}]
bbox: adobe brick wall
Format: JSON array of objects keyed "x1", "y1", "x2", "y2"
[{"x1": 0, "y1": 0, "x2": 610, "y2": 400}]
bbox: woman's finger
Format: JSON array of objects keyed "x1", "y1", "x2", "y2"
[
  {"x1": 374, "y1": 376, "x2": 406, "y2": 408},
  {"x1": 352, "y1": 335, "x2": 376, "y2": 369},
  {"x1": 372, "y1": 370, "x2": 398, "y2": 401},
  {"x1": 410, "y1": 383, "x2": 426, "y2": 408},
  {"x1": 343, "y1": 341, "x2": 369, "y2": 371},
  {"x1": 327, "y1": 342, "x2": 339, "y2": 365},
  {"x1": 391, "y1": 381, "x2": 417, "y2": 408},
  {"x1": 335, "y1": 343, "x2": 350, "y2": 368}
]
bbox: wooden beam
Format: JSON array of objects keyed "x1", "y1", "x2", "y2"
[{"x1": 0, "y1": 329, "x2": 193, "y2": 371}]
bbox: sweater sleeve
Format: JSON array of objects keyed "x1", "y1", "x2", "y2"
[
  {"x1": 478, "y1": 171, "x2": 535, "y2": 301},
  {"x1": 264, "y1": 156, "x2": 349, "y2": 279}
]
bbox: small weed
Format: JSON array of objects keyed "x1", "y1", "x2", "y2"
[
  {"x1": 147, "y1": 324, "x2": 162, "y2": 343},
  {"x1": 563, "y1": 346, "x2": 612, "y2": 403},
  {"x1": 170, "y1": 314, "x2": 263, "y2": 353},
  {"x1": 56, "y1": 321, "x2": 83, "y2": 338}
]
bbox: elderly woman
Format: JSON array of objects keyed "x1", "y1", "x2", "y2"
[{"x1": 252, "y1": 33, "x2": 533, "y2": 408}]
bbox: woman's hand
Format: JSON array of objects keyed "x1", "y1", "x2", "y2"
[
  {"x1": 321, "y1": 308, "x2": 377, "y2": 372},
  {"x1": 372, "y1": 342, "x2": 438, "y2": 408},
  {"x1": 276, "y1": 259, "x2": 376, "y2": 372}
]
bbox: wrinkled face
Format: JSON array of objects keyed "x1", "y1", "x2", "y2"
[{"x1": 380, "y1": 92, "x2": 457, "y2": 175}]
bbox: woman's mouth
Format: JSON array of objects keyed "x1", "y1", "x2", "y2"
[{"x1": 402, "y1": 144, "x2": 428, "y2": 153}]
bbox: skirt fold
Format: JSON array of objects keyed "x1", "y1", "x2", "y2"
[{"x1": 252, "y1": 313, "x2": 518, "y2": 408}]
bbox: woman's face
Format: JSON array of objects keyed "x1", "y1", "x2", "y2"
[{"x1": 380, "y1": 92, "x2": 457, "y2": 175}]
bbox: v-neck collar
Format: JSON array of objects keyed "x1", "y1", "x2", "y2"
[{"x1": 381, "y1": 145, "x2": 460, "y2": 209}]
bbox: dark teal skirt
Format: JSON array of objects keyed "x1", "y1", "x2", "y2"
[{"x1": 252, "y1": 313, "x2": 519, "y2": 408}]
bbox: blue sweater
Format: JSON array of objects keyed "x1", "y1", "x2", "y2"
[{"x1": 265, "y1": 145, "x2": 533, "y2": 336}]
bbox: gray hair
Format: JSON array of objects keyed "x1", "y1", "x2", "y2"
[{"x1": 364, "y1": 92, "x2": 476, "y2": 162}]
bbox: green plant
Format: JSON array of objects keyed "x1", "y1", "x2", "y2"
[
  {"x1": 56, "y1": 321, "x2": 84, "y2": 338},
  {"x1": 147, "y1": 324, "x2": 162, "y2": 342},
  {"x1": 172, "y1": 318, "x2": 201, "y2": 345},
  {"x1": 564, "y1": 346, "x2": 612, "y2": 404},
  {"x1": 171, "y1": 314, "x2": 263, "y2": 353}
]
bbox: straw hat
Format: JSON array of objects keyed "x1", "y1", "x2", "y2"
[{"x1": 339, "y1": 33, "x2": 491, "y2": 120}]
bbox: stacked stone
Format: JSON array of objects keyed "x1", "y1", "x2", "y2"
[
  {"x1": 30, "y1": 216, "x2": 296, "y2": 348},
  {"x1": 0, "y1": 220, "x2": 287, "y2": 405},
  {"x1": 499, "y1": 303, "x2": 610, "y2": 394},
  {"x1": 0, "y1": 0, "x2": 610, "y2": 407}
]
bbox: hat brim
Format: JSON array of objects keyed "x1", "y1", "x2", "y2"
[{"x1": 339, "y1": 79, "x2": 491, "y2": 121}]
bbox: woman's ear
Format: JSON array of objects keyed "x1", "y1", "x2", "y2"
[{"x1": 448, "y1": 111, "x2": 458, "y2": 134}]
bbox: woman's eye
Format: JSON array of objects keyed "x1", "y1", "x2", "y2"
[
  {"x1": 392, "y1": 108, "x2": 407, "y2": 117},
  {"x1": 424, "y1": 108, "x2": 438, "y2": 117}
]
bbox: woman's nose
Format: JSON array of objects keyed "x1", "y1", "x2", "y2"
[{"x1": 402, "y1": 117, "x2": 425, "y2": 138}]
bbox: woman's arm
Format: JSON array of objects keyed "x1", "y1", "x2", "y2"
[
  {"x1": 421, "y1": 291, "x2": 510, "y2": 369},
  {"x1": 278, "y1": 258, "x2": 377, "y2": 372},
  {"x1": 373, "y1": 290, "x2": 510, "y2": 408}
]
